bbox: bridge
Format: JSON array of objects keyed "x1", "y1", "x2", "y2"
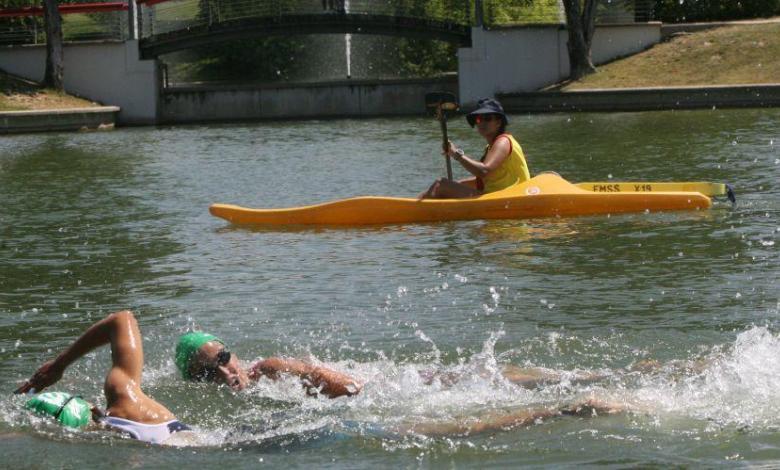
[
  {"x1": 137, "y1": 0, "x2": 473, "y2": 59},
  {"x1": 0, "y1": 0, "x2": 660, "y2": 124}
]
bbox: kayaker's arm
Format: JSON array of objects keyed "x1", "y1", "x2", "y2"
[{"x1": 447, "y1": 138, "x2": 511, "y2": 179}]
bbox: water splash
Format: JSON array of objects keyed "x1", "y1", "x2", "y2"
[{"x1": 9, "y1": 327, "x2": 780, "y2": 448}]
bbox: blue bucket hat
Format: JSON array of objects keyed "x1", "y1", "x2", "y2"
[{"x1": 466, "y1": 98, "x2": 508, "y2": 127}]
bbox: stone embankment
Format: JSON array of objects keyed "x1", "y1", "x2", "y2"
[
  {"x1": 0, "y1": 106, "x2": 120, "y2": 134},
  {"x1": 500, "y1": 85, "x2": 780, "y2": 113}
]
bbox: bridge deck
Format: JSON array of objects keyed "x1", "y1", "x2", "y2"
[{"x1": 139, "y1": 13, "x2": 471, "y2": 58}]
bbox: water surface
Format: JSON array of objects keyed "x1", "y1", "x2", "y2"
[{"x1": 0, "y1": 109, "x2": 778, "y2": 467}]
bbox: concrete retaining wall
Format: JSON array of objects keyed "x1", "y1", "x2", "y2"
[
  {"x1": 499, "y1": 85, "x2": 780, "y2": 113},
  {"x1": 458, "y1": 22, "x2": 662, "y2": 107},
  {"x1": 160, "y1": 76, "x2": 458, "y2": 123},
  {"x1": 0, "y1": 41, "x2": 157, "y2": 125},
  {"x1": 0, "y1": 22, "x2": 665, "y2": 123},
  {"x1": 0, "y1": 106, "x2": 120, "y2": 133}
]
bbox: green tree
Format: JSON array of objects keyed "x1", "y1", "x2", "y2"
[{"x1": 654, "y1": 0, "x2": 779, "y2": 22}]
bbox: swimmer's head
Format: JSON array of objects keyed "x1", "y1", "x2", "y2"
[
  {"x1": 25, "y1": 392, "x2": 91, "y2": 428},
  {"x1": 175, "y1": 331, "x2": 248, "y2": 391}
]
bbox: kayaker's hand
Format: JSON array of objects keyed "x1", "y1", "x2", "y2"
[
  {"x1": 444, "y1": 141, "x2": 464, "y2": 161},
  {"x1": 14, "y1": 359, "x2": 64, "y2": 394}
]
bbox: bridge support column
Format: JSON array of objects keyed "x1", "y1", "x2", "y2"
[{"x1": 458, "y1": 23, "x2": 661, "y2": 108}]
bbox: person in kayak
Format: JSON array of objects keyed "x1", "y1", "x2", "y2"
[
  {"x1": 175, "y1": 331, "x2": 363, "y2": 397},
  {"x1": 15, "y1": 310, "x2": 192, "y2": 445},
  {"x1": 420, "y1": 98, "x2": 531, "y2": 199},
  {"x1": 177, "y1": 330, "x2": 607, "y2": 396}
]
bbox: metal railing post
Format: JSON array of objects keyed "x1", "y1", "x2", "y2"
[
  {"x1": 474, "y1": 0, "x2": 484, "y2": 27},
  {"x1": 127, "y1": 0, "x2": 139, "y2": 40}
]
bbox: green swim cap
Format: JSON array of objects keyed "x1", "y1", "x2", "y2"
[
  {"x1": 175, "y1": 331, "x2": 223, "y2": 379},
  {"x1": 25, "y1": 392, "x2": 91, "y2": 428}
]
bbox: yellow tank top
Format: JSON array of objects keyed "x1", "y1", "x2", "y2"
[{"x1": 479, "y1": 134, "x2": 530, "y2": 194}]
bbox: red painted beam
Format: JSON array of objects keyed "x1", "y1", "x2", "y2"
[{"x1": 0, "y1": 2, "x2": 127, "y2": 18}]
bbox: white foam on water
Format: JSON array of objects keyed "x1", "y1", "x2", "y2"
[{"x1": 633, "y1": 326, "x2": 780, "y2": 431}]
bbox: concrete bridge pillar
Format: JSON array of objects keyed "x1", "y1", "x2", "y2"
[{"x1": 457, "y1": 22, "x2": 661, "y2": 108}]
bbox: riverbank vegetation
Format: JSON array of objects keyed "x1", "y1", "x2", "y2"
[
  {"x1": 653, "y1": 0, "x2": 780, "y2": 22},
  {"x1": 563, "y1": 21, "x2": 780, "y2": 90},
  {"x1": 0, "y1": 71, "x2": 97, "y2": 111}
]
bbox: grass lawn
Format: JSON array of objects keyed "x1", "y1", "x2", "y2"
[
  {"x1": 564, "y1": 21, "x2": 780, "y2": 90},
  {"x1": 0, "y1": 72, "x2": 99, "y2": 111}
]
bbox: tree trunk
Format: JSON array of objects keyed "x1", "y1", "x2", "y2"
[
  {"x1": 42, "y1": 0, "x2": 64, "y2": 90},
  {"x1": 562, "y1": 0, "x2": 598, "y2": 81}
]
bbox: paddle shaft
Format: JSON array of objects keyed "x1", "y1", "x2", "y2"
[{"x1": 438, "y1": 109, "x2": 453, "y2": 181}]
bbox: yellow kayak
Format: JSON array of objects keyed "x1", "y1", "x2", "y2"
[{"x1": 209, "y1": 174, "x2": 712, "y2": 226}]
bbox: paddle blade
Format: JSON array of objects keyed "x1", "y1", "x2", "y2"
[
  {"x1": 425, "y1": 92, "x2": 458, "y2": 113},
  {"x1": 725, "y1": 184, "x2": 736, "y2": 204}
]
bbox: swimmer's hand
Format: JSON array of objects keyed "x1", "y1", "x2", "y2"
[{"x1": 14, "y1": 359, "x2": 64, "y2": 394}]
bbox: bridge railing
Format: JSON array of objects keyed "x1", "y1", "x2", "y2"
[
  {"x1": 140, "y1": 0, "x2": 473, "y2": 37},
  {"x1": 0, "y1": 9, "x2": 127, "y2": 45},
  {"x1": 482, "y1": 0, "x2": 563, "y2": 25},
  {"x1": 0, "y1": 0, "x2": 128, "y2": 44},
  {"x1": 0, "y1": 0, "x2": 658, "y2": 46},
  {"x1": 482, "y1": 0, "x2": 657, "y2": 26}
]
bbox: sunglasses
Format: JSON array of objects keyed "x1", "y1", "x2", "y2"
[
  {"x1": 474, "y1": 114, "x2": 501, "y2": 124},
  {"x1": 193, "y1": 348, "x2": 232, "y2": 382}
]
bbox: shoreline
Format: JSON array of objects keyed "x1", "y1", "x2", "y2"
[
  {"x1": 3, "y1": 16, "x2": 780, "y2": 132},
  {"x1": 499, "y1": 84, "x2": 780, "y2": 114},
  {"x1": 0, "y1": 106, "x2": 120, "y2": 134}
]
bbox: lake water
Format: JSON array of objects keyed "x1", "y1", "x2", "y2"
[{"x1": 0, "y1": 109, "x2": 778, "y2": 467}]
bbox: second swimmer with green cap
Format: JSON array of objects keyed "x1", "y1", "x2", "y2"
[
  {"x1": 16, "y1": 310, "x2": 192, "y2": 445},
  {"x1": 175, "y1": 331, "x2": 362, "y2": 397}
]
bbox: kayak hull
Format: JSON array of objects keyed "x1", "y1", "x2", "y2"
[{"x1": 209, "y1": 174, "x2": 712, "y2": 226}]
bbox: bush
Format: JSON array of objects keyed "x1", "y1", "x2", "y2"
[{"x1": 654, "y1": 0, "x2": 780, "y2": 23}]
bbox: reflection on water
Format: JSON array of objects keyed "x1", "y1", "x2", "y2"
[
  {"x1": 0, "y1": 108, "x2": 777, "y2": 466},
  {"x1": 0, "y1": 140, "x2": 188, "y2": 355}
]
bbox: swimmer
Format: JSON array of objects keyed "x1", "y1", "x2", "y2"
[
  {"x1": 178, "y1": 330, "x2": 615, "y2": 397},
  {"x1": 15, "y1": 310, "x2": 191, "y2": 445},
  {"x1": 175, "y1": 331, "x2": 362, "y2": 397}
]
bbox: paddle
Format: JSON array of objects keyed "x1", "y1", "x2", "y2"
[
  {"x1": 425, "y1": 92, "x2": 459, "y2": 181},
  {"x1": 576, "y1": 181, "x2": 736, "y2": 203}
]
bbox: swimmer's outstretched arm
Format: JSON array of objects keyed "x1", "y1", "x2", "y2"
[
  {"x1": 249, "y1": 357, "x2": 362, "y2": 398},
  {"x1": 15, "y1": 310, "x2": 143, "y2": 395},
  {"x1": 396, "y1": 398, "x2": 632, "y2": 437}
]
